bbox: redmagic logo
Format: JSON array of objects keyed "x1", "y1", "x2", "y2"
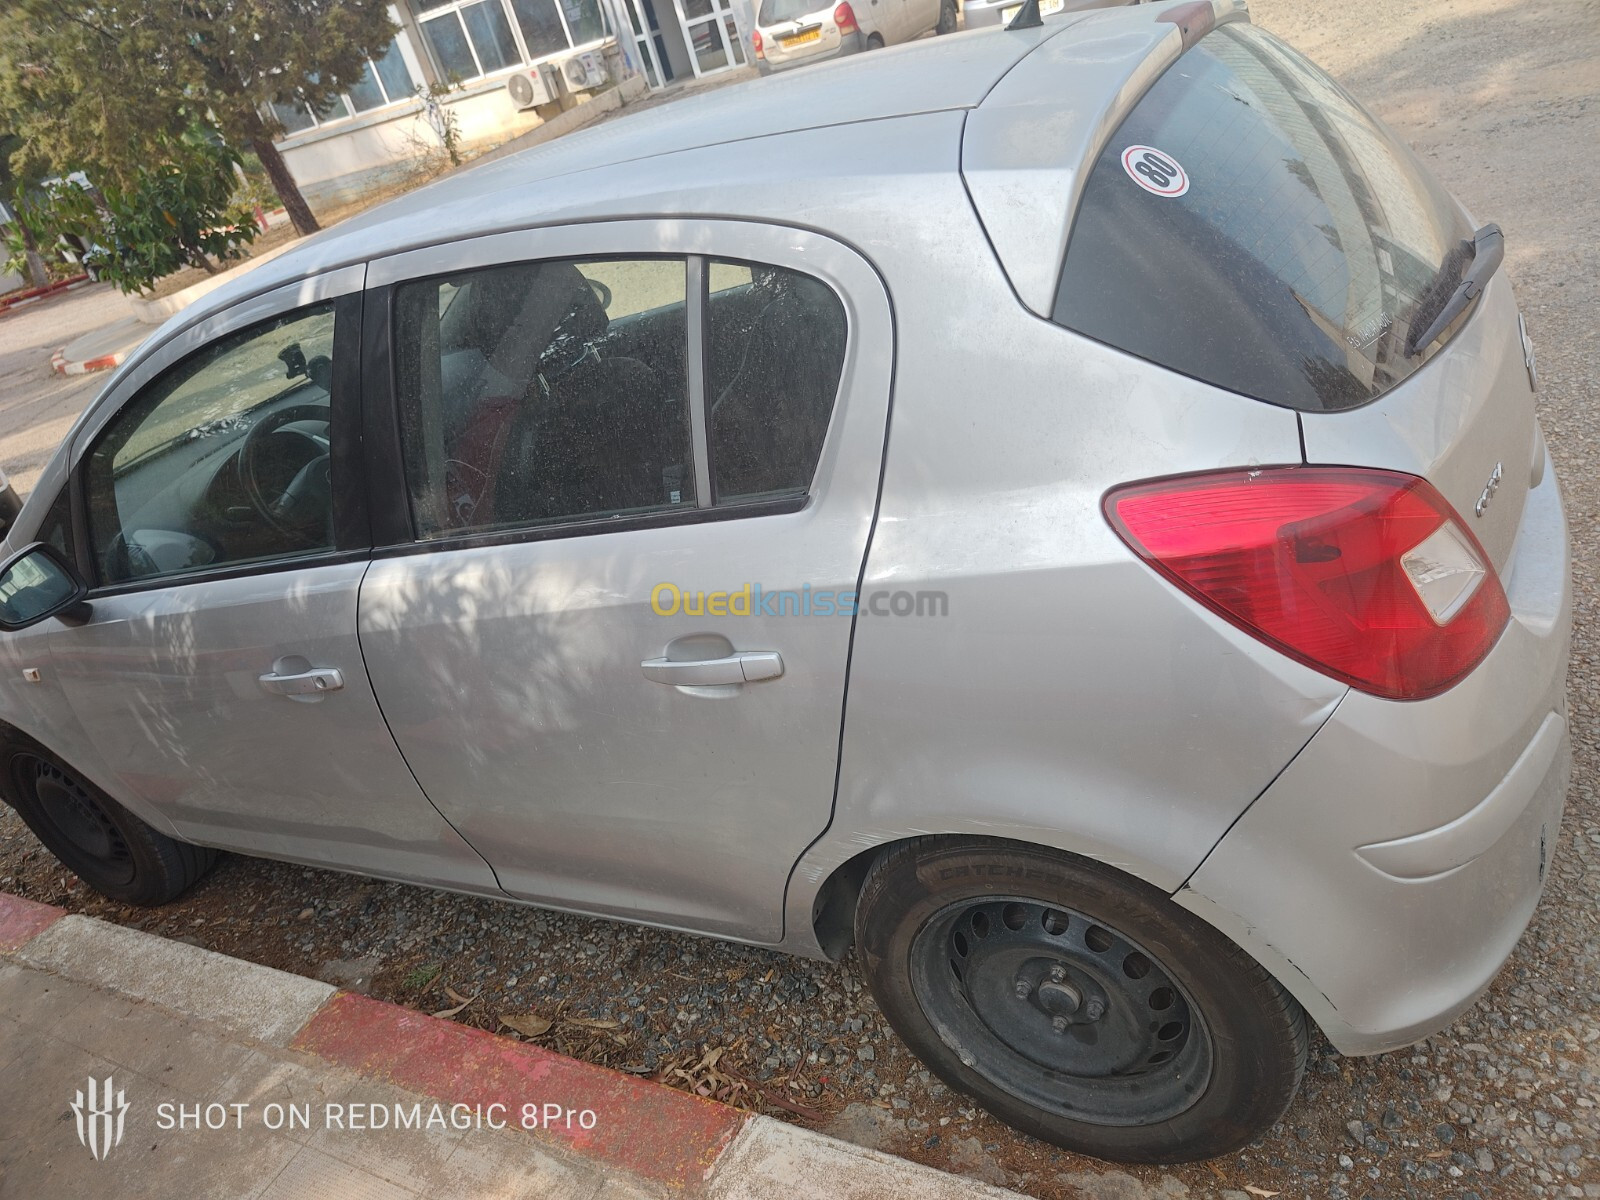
[{"x1": 71, "y1": 1075, "x2": 129, "y2": 1161}]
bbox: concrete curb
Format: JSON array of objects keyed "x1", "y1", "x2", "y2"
[
  {"x1": 0, "y1": 892, "x2": 1020, "y2": 1197},
  {"x1": 0, "y1": 274, "x2": 91, "y2": 319},
  {"x1": 50, "y1": 345, "x2": 130, "y2": 375}
]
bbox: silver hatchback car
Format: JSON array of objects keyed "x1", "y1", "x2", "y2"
[{"x1": 0, "y1": 0, "x2": 1569, "y2": 1164}]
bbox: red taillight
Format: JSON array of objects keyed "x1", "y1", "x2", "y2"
[
  {"x1": 1104, "y1": 467, "x2": 1510, "y2": 701},
  {"x1": 752, "y1": 29, "x2": 764, "y2": 57},
  {"x1": 834, "y1": 2, "x2": 859, "y2": 32}
]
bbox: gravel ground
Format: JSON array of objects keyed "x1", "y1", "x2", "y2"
[{"x1": 1, "y1": 2, "x2": 1598, "y2": 1197}]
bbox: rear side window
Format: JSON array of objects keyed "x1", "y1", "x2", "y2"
[
  {"x1": 707, "y1": 259, "x2": 846, "y2": 503},
  {"x1": 1053, "y1": 24, "x2": 1474, "y2": 413},
  {"x1": 758, "y1": 0, "x2": 820, "y2": 23}
]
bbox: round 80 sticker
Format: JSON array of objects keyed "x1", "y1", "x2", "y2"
[{"x1": 1121, "y1": 145, "x2": 1189, "y2": 197}]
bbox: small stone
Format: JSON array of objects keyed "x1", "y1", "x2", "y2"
[
  {"x1": 1435, "y1": 1123, "x2": 1457, "y2": 1144},
  {"x1": 857, "y1": 1045, "x2": 875, "y2": 1061},
  {"x1": 1345, "y1": 1119, "x2": 1367, "y2": 1144},
  {"x1": 297, "y1": 908, "x2": 314, "y2": 921}
]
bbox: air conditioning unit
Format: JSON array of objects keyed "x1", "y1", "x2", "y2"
[
  {"x1": 561, "y1": 50, "x2": 608, "y2": 92},
  {"x1": 506, "y1": 64, "x2": 558, "y2": 110}
]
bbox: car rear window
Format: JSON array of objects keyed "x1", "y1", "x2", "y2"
[
  {"x1": 758, "y1": 0, "x2": 821, "y2": 24},
  {"x1": 1052, "y1": 24, "x2": 1475, "y2": 413}
]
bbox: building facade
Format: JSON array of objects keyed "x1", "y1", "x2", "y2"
[{"x1": 273, "y1": 0, "x2": 754, "y2": 211}]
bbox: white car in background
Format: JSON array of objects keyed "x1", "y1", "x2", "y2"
[
  {"x1": 963, "y1": 0, "x2": 1138, "y2": 31},
  {"x1": 752, "y1": 0, "x2": 955, "y2": 72}
]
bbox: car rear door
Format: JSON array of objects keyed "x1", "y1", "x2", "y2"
[
  {"x1": 44, "y1": 269, "x2": 500, "y2": 892},
  {"x1": 355, "y1": 221, "x2": 893, "y2": 943}
]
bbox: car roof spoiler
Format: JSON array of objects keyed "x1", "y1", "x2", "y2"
[{"x1": 963, "y1": 0, "x2": 1251, "y2": 317}]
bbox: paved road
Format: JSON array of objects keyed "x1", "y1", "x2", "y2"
[{"x1": 0, "y1": 283, "x2": 127, "y2": 497}]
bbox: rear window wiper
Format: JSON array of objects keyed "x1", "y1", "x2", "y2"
[{"x1": 1406, "y1": 224, "x2": 1503, "y2": 357}]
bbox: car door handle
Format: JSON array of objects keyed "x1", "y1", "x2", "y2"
[
  {"x1": 640, "y1": 652, "x2": 783, "y2": 686},
  {"x1": 258, "y1": 667, "x2": 345, "y2": 696}
]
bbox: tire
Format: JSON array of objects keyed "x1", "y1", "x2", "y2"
[
  {"x1": 936, "y1": 0, "x2": 958, "y2": 35},
  {"x1": 854, "y1": 838, "x2": 1307, "y2": 1163},
  {"x1": 0, "y1": 734, "x2": 217, "y2": 906}
]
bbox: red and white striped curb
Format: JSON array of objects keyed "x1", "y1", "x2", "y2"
[
  {"x1": 51, "y1": 346, "x2": 128, "y2": 376},
  {"x1": 0, "y1": 891, "x2": 1017, "y2": 1198},
  {"x1": 0, "y1": 274, "x2": 91, "y2": 319}
]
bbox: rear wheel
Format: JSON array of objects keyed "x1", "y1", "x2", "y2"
[
  {"x1": 854, "y1": 838, "x2": 1307, "y2": 1163},
  {"x1": 936, "y1": 0, "x2": 958, "y2": 34},
  {"x1": 1, "y1": 737, "x2": 216, "y2": 905}
]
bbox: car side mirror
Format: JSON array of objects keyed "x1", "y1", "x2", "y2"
[{"x1": 0, "y1": 543, "x2": 90, "y2": 632}]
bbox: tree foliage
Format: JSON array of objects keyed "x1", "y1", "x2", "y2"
[
  {"x1": 0, "y1": 1, "x2": 400, "y2": 234},
  {"x1": 25, "y1": 132, "x2": 260, "y2": 294},
  {"x1": 1, "y1": 127, "x2": 53, "y2": 288}
]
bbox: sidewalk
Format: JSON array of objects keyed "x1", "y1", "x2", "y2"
[
  {"x1": 50, "y1": 315, "x2": 149, "y2": 376},
  {"x1": 0, "y1": 892, "x2": 1019, "y2": 1199}
]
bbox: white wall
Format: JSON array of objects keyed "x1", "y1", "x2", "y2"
[{"x1": 277, "y1": 83, "x2": 558, "y2": 211}]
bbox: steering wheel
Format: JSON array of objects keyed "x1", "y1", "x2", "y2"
[{"x1": 238, "y1": 403, "x2": 332, "y2": 540}]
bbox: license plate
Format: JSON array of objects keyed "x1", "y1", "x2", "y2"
[
  {"x1": 1000, "y1": 0, "x2": 1064, "y2": 21},
  {"x1": 781, "y1": 28, "x2": 821, "y2": 47}
]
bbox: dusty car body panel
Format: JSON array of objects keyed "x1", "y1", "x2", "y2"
[
  {"x1": 1298, "y1": 275, "x2": 1536, "y2": 577},
  {"x1": 1179, "y1": 442, "x2": 1570, "y2": 1053}
]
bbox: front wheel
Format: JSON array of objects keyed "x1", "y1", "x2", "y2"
[
  {"x1": 936, "y1": 0, "x2": 958, "y2": 35},
  {"x1": 854, "y1": 838, "x2": 1307, "y2": 1163},
  {"x1": 1, "y1": 736, "x2": 217, "y2": 906}
]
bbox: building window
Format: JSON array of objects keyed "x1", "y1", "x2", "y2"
[
  {"x1": 508, "y1": 0, "x2": 569, "y2": 59},
  {"x1": 417, "y1": 0, "x2": 611, "y2": 82},
  {"x1": 347, "y1": 40, "x2": 419, "y2": 112},
  {"x1": 269, "y1": 37, "x2": 420, "y2": 134},
  {"x1": 559, "y1": 0, "x2": 607, "y2": 46}
]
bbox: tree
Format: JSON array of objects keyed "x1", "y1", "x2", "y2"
[
  {"x1": 0, "y1": 1, "x2": 400, "y2": 236},
  {"x1": 25, "y1": 131, "x2": 261, "y2": 293},
  {"x1": 0, "y1": 130, "x2": 51, "y2": 289}
]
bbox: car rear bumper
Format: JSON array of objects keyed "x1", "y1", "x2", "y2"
[
  {"x1": 757, "y1": 30, "x2": 864, "y2": 73},
  {"x1": 1177, "y1": 441, "x2": 1572, "y2": 1056}
]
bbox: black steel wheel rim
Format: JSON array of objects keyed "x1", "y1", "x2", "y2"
[
  {"x1": 22, "y1": 757, "x2": 135, "y2": 886},
  {"x1": 910, "y1": 897, "x2": 1212, "y2": 1125}
]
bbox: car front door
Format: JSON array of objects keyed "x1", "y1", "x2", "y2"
[
  {"x1": 45, "y1": 269, "x2": 499, "y2": 892},
  {"x1": 355, "y1": 222, "x2": 893, "y2": 942}
]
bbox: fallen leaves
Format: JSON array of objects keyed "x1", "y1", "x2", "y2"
[
  {"x1": 498, "y1": 1013, "x2": 553, "y2": 1038},
  {"x1": 1243, "y1": 1188, "x2": 1281, "y2": 1198},
  {"x1": 430, "y1": 986, "x2": 476, "y2": 1019},
  {"x1": 662, "y1": 1044, "x2": 755, "y2": 1106}
]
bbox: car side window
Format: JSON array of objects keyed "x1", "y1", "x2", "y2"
[
  {"x1": 394, "y1": 258, "x2": 694, "y2": 538},
  {"x1": 706, "y1": 260, "x2": 847, "y2": 504},
  {"x1": 84, "y1": 305, "x2": 338, "y2": 586}
]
